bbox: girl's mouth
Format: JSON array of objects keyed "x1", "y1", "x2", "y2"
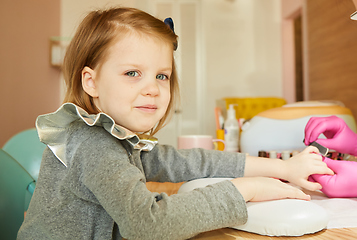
[{"x1": 136, "y1": 105, "x2": 157, "y2": 113}]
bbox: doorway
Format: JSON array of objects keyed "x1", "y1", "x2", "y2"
[{"x1": 294, "y1": 15, "x2": 304, "y2": 102}]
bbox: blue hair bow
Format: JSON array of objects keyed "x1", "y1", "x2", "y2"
[
  {"x1": 164, "y1": 17, "x2": 175, "y2": 34},
  {"x1": 164, "y1": 17, "x2": 177, "y2": 50}
]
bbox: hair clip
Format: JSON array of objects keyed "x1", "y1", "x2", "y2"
[
  {"x1": 164, "y1": 17, "x2": 175, "y2": 34},
  {"x1": 164, "y1": 17, "x2": 178, "y2": 50}
]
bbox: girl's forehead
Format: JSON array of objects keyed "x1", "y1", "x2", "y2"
[
  {"x1": 94, "y1": 29, "x2": 173, "y2": 71},
  {"x1": 114, "y1": 30, "x2": 171, "y2": 48},
  {"x1": 100, "y1": 31, "x2": 173, "y2": 67},
  {"x1": 108, "y1": 31, "x2": 173, "y2": 57}
]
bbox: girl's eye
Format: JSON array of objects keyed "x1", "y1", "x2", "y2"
[
  {"x1": 156, "y1": 74, "x2": 169, "y2": 80},
  {"x1": 126, "y1": 71, "x2": 139, "y2": 77}
]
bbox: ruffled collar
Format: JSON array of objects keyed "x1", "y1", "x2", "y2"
[{"x1": 36, "y1": 103, "x2": 158, "y2": 167}]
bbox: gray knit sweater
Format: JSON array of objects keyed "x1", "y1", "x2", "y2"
[{"x1": 17, "y1": 106, "x2": 247, "y2": 240}]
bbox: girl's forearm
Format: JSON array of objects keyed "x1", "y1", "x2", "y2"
[{"x1": 244, "y1": 156, "x2": 287, "y2": 180}]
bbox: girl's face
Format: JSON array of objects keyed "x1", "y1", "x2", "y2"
[{"x1": 82, "y1": 33, "x2": 172, "y2": 133}]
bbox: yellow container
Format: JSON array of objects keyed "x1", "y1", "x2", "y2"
[
  {"x1": 216, "y1": 97, "x2": 287, "y2": 120},
  {"x1": 215, "y1": 129, "x2": 225, "y2": 151}
]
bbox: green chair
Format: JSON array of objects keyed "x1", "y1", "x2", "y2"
[
  {"x1": 3, "y1": 128, "x2": 46, "y2": 181},
  {"x1": 0, "y1": 149, "x2": 36, "y2": 240}
]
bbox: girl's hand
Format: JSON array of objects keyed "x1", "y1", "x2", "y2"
[
  {"x1": 231, "y1": 177, "x2": 310, "y2": 202},
  {"x1": 283, "y1": 146, "x2": 334, "y2": 191}
]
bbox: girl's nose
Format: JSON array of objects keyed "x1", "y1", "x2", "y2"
[{"x1": 142, "y1": 78, "x2": 160, "y2": 96}]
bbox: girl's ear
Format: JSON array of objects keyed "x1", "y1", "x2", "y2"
[{"x1": 81, "y1": 67, "x2": 98, "y2": 97}]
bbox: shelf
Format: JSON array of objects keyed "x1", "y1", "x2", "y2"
[{"x1": 49, "y1": 36, "x2": 71, "y2": 68}]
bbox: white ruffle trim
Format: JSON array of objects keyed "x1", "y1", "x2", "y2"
[{"x1": 36, "y1": 103, "x2": 158, "y2": 167}]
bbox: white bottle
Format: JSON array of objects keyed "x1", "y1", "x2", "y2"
[{"x1": 224, "y1": 104, "x2": 239, "y2": 152}]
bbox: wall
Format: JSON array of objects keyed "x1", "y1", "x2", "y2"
[
  {"x1": 202, "y1": 0, "x2": 283, "y2": 136},
  {"x1": 281, "y1": 0, "x2": 303, "y2": 103},
  {"x1": 281, "y1": 0, "x2": 357, "y2": 120},
  {"x1": 0, "y1": 0, "x2": 61, "y2": 146},
  {"x1": 306, "y1": 0, "x2": 357, "y2": 118}
]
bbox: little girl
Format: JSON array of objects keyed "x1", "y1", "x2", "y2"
[{"x1": 18, "y1": 7, "x2": 333, "y2": 240}]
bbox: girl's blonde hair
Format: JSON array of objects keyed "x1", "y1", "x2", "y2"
[{"x1": 62, "y1": 7, "x2": 179, "y2": 136}]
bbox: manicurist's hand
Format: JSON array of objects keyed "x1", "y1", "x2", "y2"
[
  {"x1": 282, "y1": 146, "x2": 334, "y2": 191},
  {"x1": 310, "y1": 157, "x2": 357, "y2": 198},
  {"x1": 304, "y1": 116, "x2": 357, "y2": 156},
  {"x1": 231, "y1": 177, "x2": 310, "y2": 202}
]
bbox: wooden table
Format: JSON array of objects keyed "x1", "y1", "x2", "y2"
[
  {"x1": 146, "y1": 182, "x2": 357, "y2": 240},
  {"x1": 191, "y1": 227, "x2": 357, "y2": 239}
]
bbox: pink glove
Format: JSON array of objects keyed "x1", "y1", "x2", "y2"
[
  {"x1": 304, "y1": 116, "x2": 357, "y2": 156},
  {"x1": 310, "y1": 157, "x2": 357, "y2": 198}
]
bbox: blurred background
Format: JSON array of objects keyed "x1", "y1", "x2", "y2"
[{"x1": 1, "y1": 0, "x2": 357, "y2": 147}]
